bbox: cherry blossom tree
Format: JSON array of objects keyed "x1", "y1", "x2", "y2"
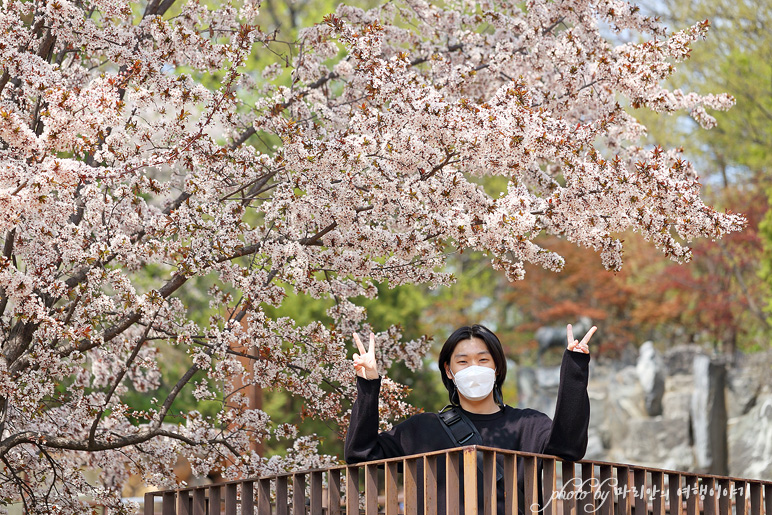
[{"x1": 0, "y1": 0, "x2": 745, "y2": 510}]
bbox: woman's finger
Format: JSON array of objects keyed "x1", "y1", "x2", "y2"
[
  {"x1": 368, "y1": 332, "x2": 375, "y2": 355},
  {"x1": 566, "y1": 324, "x2": 574, "y2": 347},
  {"x1": 579, "y1": 326, "x2": 597, "y2": 346},
  {"x1": 353, "y1": 333, "x2": 366, "y2": 355}
]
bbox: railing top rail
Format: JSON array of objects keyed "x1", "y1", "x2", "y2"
[{"x1": 144, "y1": 445, "x2": 772, "y2": 496}]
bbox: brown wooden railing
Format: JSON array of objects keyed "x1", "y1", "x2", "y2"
[{"x1": 143, "y1": 445, "x2": 772, "y2": 515}]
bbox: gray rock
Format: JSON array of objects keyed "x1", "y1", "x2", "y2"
[
  {"x1": 664, "y1": 345, "x2": 705, "y2": 375},
  {"x1": 728, "y1": 392, "x2": 772, "y2": 480},
  {"x1": 615, "y1": 416, "x2": 693, "y2": 470},
  {"x1": 636, "y1": 341, "x2": 666, "y2": 416},
  {"x1": 691, "y1": 355, "x2": 728, "y2": 475}
]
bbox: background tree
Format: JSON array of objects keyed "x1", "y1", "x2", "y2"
[{"x1": 0, "y1": 0, "x2": 744, "y2": 510}]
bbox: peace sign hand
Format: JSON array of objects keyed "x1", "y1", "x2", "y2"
[
  {"x1": 567, "y1": 324, "x2": 596, "y2": 354},
  {"x1": 353, "y1": 332, "x2": 379, "y2": 380}
]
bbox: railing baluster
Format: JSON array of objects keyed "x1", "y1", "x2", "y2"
[
  {"x1": 765, "y1": 485, "x2": 772, "y2": 515},
  {"x1": 651, "y1": 471, "x2": 664, "y2": 515},
  {"x1": 424, "y1": 454, "x2": 438, "y2": 515},
  {"x1": 226, "y1": 483, "x2": 238, "y2": 515},
  {"x1": 243, "y1": 481, "x2": 255, "y2": 515},
  {"x1": 293, "y1": 473, "x2": 306, "y2": 515},
  {"x1": 364, "y1": 464, "x2": 378, "y2": 515},
  {"x1": 483, "y1": 450, "x2": 496, "y2": 515},
  {"x1": 718, "y1": 479, "x2": 730, "y2": 515},
  {"x1": 276, "y1": 476, "x2": 289, "y2": 515},
  {"x1": 144, "y1": 493, "x2": 156, "y2": 515},
  {"x1": 177, "y1": 490, "x2": 190, "y2": 515},
  {"x1": 685, "y1": 476, "x2": 698, "y2": 515},
  {"x1": 599, "y1": 465, "x2": 613, "y2": 515},
  {"x1": 163, "y1": 491, "x2": 176, "y2": 515},
  {"x1": 258, "y1": 478, "x2": 272, "y2": 515},
  {"x1": 209, "y1": 485, "x2": 221, "y2": 515},
  {"x1": 705, "y1": 478, "x2": 717, "y2": 515},
  {"x1": 503, "y1": 453, "x2": 518, "y2": 515},
  {"x1": 582, "y1": 462, "x2": 595, "y2": 515},
  {"x1": 750, "y1": 483, "x2": 763, "y2": 515},
  {"x1": 563, "y1": 462, "x2": 577, "y2": 515},
  {"x1": 328, "y1": 469, "x2": 341, "y2": 515},
  {"x1": 736, "y1": 482, "x2": 747, "y2": 515},
  {"x1": 192, "y1": 489, "x2": 206, "y2": 515},
  {"x1": 463, "y1": 447, "x2": 478, "y2": 515},
  {"x1": 615, "y1": 466, "x2": 631, "y2": 515},
  {"x1": 543, "y1": 458, "x2": 557, "y2": 515},
  {"x1": 633, "y1": 469, "x2": 646, "y2": 515},
  {"x1": 524, "y1": 455, "x2": 539, "y2": 515},
  {"x1": 346, "y1": 467, "x2": 359, "y2": 515},
  {"x1": 385, "y1": 461, "x2": 399, "y2": 515},
  {"x1": 446, "y1": 450, "x2": 460, "y2": 515},
  {"x1": 310, "y1": 471, "x2": 323, "y2": 514},
  {"x1": 404, "y1": 458, "x2": 419, "y2": 514},
  {"x1": 668, "y1": 473, "x2": 681, "y2": 515}
]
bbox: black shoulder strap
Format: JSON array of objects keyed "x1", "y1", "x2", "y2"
[
  {"x1": 436, "y1": 406, "x2": 504, "y2": 482},
  {"x1": 437, "y1": 405, "x2": 482, "y2": 446}
]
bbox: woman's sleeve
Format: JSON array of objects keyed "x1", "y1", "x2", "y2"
[
  {"x1": 541, "y1": 350, "x2": 591, "y2": 461},
  {"x1": 344, "y1": 376, "x2": 407, "y2": 463}
]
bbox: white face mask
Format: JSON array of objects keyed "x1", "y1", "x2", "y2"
[{"x1": 450, "y1": 366, "x2": 496, "y2": 401}]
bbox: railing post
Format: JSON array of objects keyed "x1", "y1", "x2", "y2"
[
  {"x1": 503, "y1": 454, "x2": 519, "y2": 515},
  {"x1": 242, "y1": 480, "x2": 255, "y2": 515},
  {"x1": 346, "y1": 466, "x2": 359, "y2": 515},
  {"x1": 524, "y1": 455, "x2": 539, "y2": 515},
  {"x1": 208, "y1": 485, "x2": 221, "y2": 515},
  {"x1": 144, "y1": 493, "x2": 156, "y2": 515},
  {"x1": 718, "y1": 479, "x2": 731, "y2": 515},
  {"x1": 651, "y1": 471, "x2": 665, "y2": 515},
  {"x1": 750, "y1": 483, "x2": 763, "y2": 515},
  {"x1": 328, "y1": 469, "x2": 341, "y2": 515},
  {"x1": 735, "y1": 481, "x2": 747, "y2": 515},
  {"x1": 562, "y1": 462, "x2": 577, "y2": 515},
  {"x1": 483, "y1": 450, "x2": 497, "y2": 515},
  {"x1": 177, "y1": 490, "x2": 191, "y2": 515},
  {"x1": 424, "y1": 454, "x2": 438, "y2": 514},
  {"x1": 581, "y1": 462, "x2": 595, "y2": 515},
  {"x1": 615, "y1": 466, "x2": 631, "y2": 515},
  {"x1": 293, "y1": 473, "x2": 306, "y2": 515},
  {"x1": 276, "y1": 475, "x2": 289, "y2": 515},
  {"x1": 192, "y1": 489, "x2": 206, "y2": 515},
  {"x1": 633, "y1": 469, "x2": 646, "y2": 515},
  {"x1": 225, "y1": 483, "x2": 238, "y2": 515},
  {"x1": 447, "y1": 450, "x2": 460, "y2": 515},
  {"x1": 705, "y1": 477, "x2": 717, "y2": 515},
  {"x1": 404, "y1": 458, "x2": 419, "y2": 514},
  {"x1": 765, "y1": 484, "x2": 772, "y2": 515},
  {"x1": 668, "y1": 473, "x2": 682, "y2": 515},
  {"x1": 685, "y1": 476, "x2": 698, "y2": 515},
  {"x1": 257, "y1": 478, "x2": 272, "y2": 515},
  {"x1": 163, "y1": 491, "x2": 176, "y2": 515},
  {"x1": 310, "y1": 471, "x2": 323, "y2": 514},
  {"x1": 364, "y1": 463, "x2": 378, "y2": 515},
  {"x1": 385, "y1": 461, "x2": 399, "y2": 515},
  {"x1": 463, "y1": 447, "x2": 478, "y2": 515},
  {"x1": 599, "y1": 465, "x2": 613, "y2": 515},
  {"x1": 542, "y1": 458, "x2": 557, "y2": 515}
]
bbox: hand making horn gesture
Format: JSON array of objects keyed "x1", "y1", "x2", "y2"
[
  {"x1": 567, "y1": 323, "x2": 596, "y2": 354},
  {"x1": 353, "y1": 332, "x2": 379, "y2": 380}
]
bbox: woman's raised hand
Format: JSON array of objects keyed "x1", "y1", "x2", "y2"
[
  {"x1": 353, "y1": 332, "x2": 379, "y2": 380},
  {"x1": 567, "y1": 324, "x2": 596, "y2": 354}
]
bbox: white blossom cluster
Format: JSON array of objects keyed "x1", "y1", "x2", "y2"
[{"x1": 0, "y1": 0, "x2": 744, "y2": 510}]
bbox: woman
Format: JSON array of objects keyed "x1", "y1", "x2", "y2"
[{"x1": 344, "y1": 323, "x2": 596, "y2": 514}]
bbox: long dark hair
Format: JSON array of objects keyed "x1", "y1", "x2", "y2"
[{"x1": 438, "y1": 324, "x2": 507, "y2": 406}]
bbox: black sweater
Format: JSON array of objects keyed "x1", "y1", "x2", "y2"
[{"x1": 344, "y1": 350, "x2": 591, "y2": 514}]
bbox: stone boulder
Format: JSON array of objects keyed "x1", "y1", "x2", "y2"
[{"x1": 636, "y1": 341, "x2": 666, "y2": 416}]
